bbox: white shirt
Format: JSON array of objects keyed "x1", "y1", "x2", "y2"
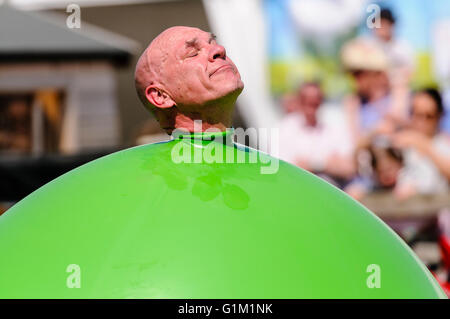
[
  {"x1": 277, "y1": 104, "x2": 354, "y2": 169},
  {"x1": 398, "y1": 134, "x2": 450, "y2": 194}
]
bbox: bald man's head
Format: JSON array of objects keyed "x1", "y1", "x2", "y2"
[
  {"x1": 135, "y1": 26, "x2": 178, "y2": 109},
  {"x1": 135, "y1": 26, "x2": 243, "y2": 133}
]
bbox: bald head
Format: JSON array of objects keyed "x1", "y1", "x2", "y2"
[
  {"x1": 135, "y1": 26, "x2": 188, "y2": 107},
  {"x1": 135, "y1": 26, "x2": 244, "y2": 133}
]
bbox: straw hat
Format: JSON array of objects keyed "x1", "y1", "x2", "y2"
[{"x1": 341, "y1": 38, "x2": 389, "y2": 72}]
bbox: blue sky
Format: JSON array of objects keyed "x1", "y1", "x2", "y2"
[{"x1": 266, "y1": 0, "x2": 450, "y2": 59}]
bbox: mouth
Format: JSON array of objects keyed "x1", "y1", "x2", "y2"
[{"x1": 210, "y1": 65, "x2": 233, "y2": 77}]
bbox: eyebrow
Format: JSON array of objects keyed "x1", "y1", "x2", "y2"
[
  {"x1": 185, "y1": 37, "x2": 198, "y2": 48},
  {"x1": 208, "y1": 33, "x2": 217, "y2": 43},
  {"x1": 185, "y1": 33, "x2": 217, "y2": 48}
]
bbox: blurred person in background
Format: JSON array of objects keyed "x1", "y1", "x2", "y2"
[
  {"x1": 345, "y1": 136, "x2": 404, "y2": 200},
  {"x1": 392, "y1": 88, "x2": 450, "y2": 199},
  {"x1": 281, "y1": 92, "x2": 300, "y2": 114},
  {"x1": 342, "y1": 6, "x2": 416, "y2": 151},
  {"x1": 371, "y1": 8, "x2": 414, "y2": 81},
  {"x1": 279, "y1": 82, "x2": 354, "y2": 186},
  {"x1": 369, "y1": 7, "x2": 414, "y2": 125},
  {"x1": 341, "y1": 37, "x2": 395, "y2": 151}
]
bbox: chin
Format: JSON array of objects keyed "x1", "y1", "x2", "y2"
[
  {"x1": 201, "y1": 77, "x2": 244, "y2": 104},
  {"x1": 213, "y1": 84, "x2": 243, "y2": 103},
  {"x1": 223, "y1": 77, "x2": 244, "y2": 95}
]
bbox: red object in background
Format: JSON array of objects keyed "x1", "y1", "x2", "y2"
[
  {"x1": 432, "y1": 273, "x2": 450, "y2": 297},
  {"x1": 434, "y1": 235, "x2": 450, "y2": 297},
  {"x1": 440, "y1": 235, "x2": 450, "y2": 271}
]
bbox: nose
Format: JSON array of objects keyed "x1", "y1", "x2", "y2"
[{"x1": 209, "y1": 44, "x2": 226, "y2": 62}]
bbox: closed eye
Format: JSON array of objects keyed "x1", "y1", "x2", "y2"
[{"x1": 186, "y1": 50, "x2": 199, "y2": 58}]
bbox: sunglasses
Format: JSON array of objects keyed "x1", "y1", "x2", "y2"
[{"x1": 411, "y1": 111, "x2": 439, "y2": 120}]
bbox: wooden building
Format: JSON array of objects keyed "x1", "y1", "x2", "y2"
[{"x1": 0, "y1": 4, "x2": 138, "y2": 155}]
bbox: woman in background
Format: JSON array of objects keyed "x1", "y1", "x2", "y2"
[{"x1": 393, "y1": 88, "x2": 450, "y2": 199}]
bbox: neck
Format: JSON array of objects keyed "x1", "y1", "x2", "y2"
[
  {"x1": 304, "y1": 114, "x2": 317, "y2": 127},
  {"x1": 174, "y1": 112, "x2": 229, "y2": 133},
  {"x1": 171, "y1": 94, "x2": 238, "y2": 134}
]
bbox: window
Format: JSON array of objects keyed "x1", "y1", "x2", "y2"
[{"x1": 0, "y1": 90, "x2": 65, "y2": 155}]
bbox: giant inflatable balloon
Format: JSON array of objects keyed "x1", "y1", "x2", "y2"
[{"x1": 0, "y1": 130, "x2": 445, "y2": 298}]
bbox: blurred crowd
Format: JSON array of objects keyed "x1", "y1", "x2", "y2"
[{"x1": 278, "y1": 8, "x2": 450, "y2": 203}]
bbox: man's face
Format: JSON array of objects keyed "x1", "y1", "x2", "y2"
[
  {"x1": 159, "y1": 27, "x2": 243, "y2": 107},
  {"x1": 298, "y1": 85, "x2": 322, "y2": 116},
  {"x1": 374, "y1": 18, "x2": 393, "y2": 42},
  {"x1": 351, "y1": 70, "x2": 372, "y2": 98},
  {"x1": 411, "y1": 93, "x2": 440, "y2": 137},
  {"x1": 351, "y1": 70, "x2": 387, "y2": 99}
]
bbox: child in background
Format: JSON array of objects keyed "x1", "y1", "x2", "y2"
[{"x1": 345, "y1": 136, "x2": 403, "y2": 201}]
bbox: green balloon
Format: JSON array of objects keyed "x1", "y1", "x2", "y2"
[{"x1": 0, "y1": 130, "x2": 445, "y2": 298}]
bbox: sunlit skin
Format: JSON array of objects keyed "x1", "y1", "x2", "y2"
[{"x1": 135, "y1": 26, "x2": 244, "y2": 133}]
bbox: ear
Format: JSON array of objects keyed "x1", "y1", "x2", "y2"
[{"x1": 145, "y1": 86, "x2": 175, "y2": 109}]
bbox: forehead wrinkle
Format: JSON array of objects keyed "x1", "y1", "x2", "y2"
[
  {"x1": 144, "y1": 36, "x2": 170, "y2": 86},
  {"x1": 143, "y1": 26, "x2": 209, "y2": 89}
]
